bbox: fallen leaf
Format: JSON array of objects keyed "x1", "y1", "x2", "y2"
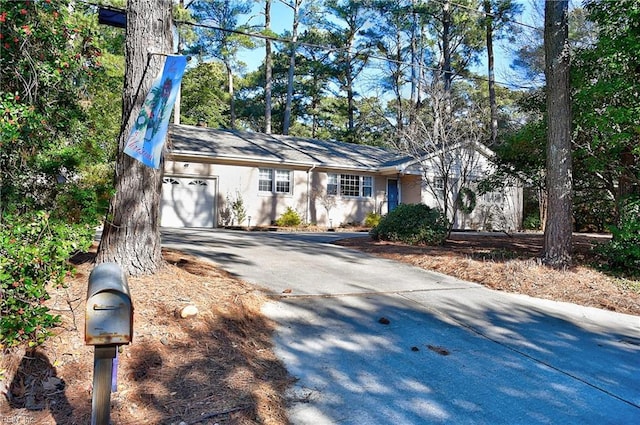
[
  {"x1": 427, "y1": 345, "x2": 450, "y2": 356},
  {"x1": 378, "y1": 317, "x2": 390, "y2": 325}
]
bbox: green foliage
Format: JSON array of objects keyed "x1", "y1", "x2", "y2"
[
  {"x1": 1, "y1": 1, "x2": 111, "y2": 217},
  {"x1": 1, "y1": 1, "x2": 101, "y2": 122},
  {"x1": 573, "y1": 192, "x2": 614, "y2": 233},
  {"x1": 370, "y1": 204, "x2": 449, "y2": 246},
  {"x1": 364, "y1": 211, "x2": 381, "y2": 228},
  {"x1": 230, "y1": 192, "x2": 247, "y2": 225},
  {"x1": 0, "y1": 2, "x2": 113, "y2": 348},
  {"x1": 276, "y1": 207, "x2": 302, "y2": 227},
  {"x1": 572, "y1": 0, "x2": 639, "y2": 214},
  {"x1": 187, "y1": 0, "x2": 256, "y2": 66},
  {"x1": 482, "y1": 105, "x2": 546, "y2": 192},
  {"x1": 0, "y1": 92, "x2": 48, "y2": 210},
  {"x1": 0, "y1": 212, "x2": 94, "y2": 348},
  {"x1": 494, "y1": 0, "x2": 638, "y2": 234},
  {"x1": 0, "y1": 92, "x2": 107, "y2": 223},
  {"x1": 457, "y1": 187, "x2": 477, "y2": 215},
  {"x1": 596, "y1": 198, "x2": 640, "y2": 276},
  {"x1": 523, "y1": 213, "x2": 541, "y2": 231},
  {"x1": 181, "y1": 62, "x2": 229, "y2": 128}
]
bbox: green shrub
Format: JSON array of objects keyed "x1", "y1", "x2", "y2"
[
  {"x1": 370, "y1": 203, "x2": 449, "y2": 245},
  {"x1": 230, "y1": 192, "x2": 247, "y2": 225},
  {"x1": 523, "y1": 213, "x2": 541, "y2": 230},
  {"x1": 596, "y1": 198, "x2": 640, "y2": 276},
  {"x1": 0, "y1": 212, "x2": 94, "y2": 348},
  {"x1": 364, "y1": 212, "x2": 381, "y2": 228},
  {"x1": 276, "y1": 207, "x2": 302, "y2": 227}
]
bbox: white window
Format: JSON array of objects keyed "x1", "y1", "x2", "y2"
[
  {"x1": 188, "y1": 180, "x2": 208, "y2": 186},
  {"x1": 483, "y1": 192, "x2": 503, "y2": 203},
  {"x1": 327, "y1": 173, "x2": 338, "y2": 195},
  {"x1": 327, "y1": 173, "x2": 373, "y2": 198},
  {"x1": 434, "y1": 178, "x2": 445, "y2": 191},
  {"x1": 362, "y1": 176, "x2": 373, "y2": 197},
  {"x1": 275, "y1": 170, "x2": 291, "y2": 193},
  {"x1": 259, "y1": 168, "x2": 291, "y2": 194},
  {"x1": 341, "y1": 174, "x2": 360, "y2": 196},
  {"x1": 258, "y1": 168, "x2": 273, "y2": 192}
]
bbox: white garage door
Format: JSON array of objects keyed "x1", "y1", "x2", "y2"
[{"x1": 161, "y1": 177, "x2": 217, "y2": 228}]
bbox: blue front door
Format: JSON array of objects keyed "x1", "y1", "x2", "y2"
[{"x1": 387, "y1": 179, "x2": 399, "y2": 213}]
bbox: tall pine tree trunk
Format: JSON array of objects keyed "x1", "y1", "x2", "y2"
[
  {"x1": 484, "y1": 0, "x2": 498, "y2": 146},
  {"x1": 226, "y1": 60, "x2": 236, "y2": 130},
  {"x1": 264, "y1": 0, "x2": 272, "y2": 134},
  {"x1": 410, "y1": 3, "x2": 419, "y2": 111},
  {"x1": 283, "y1": 47, "x2": 295, "y2": 135},
  {"x1": 96, "y1": 0, "x2": 172, "y2": 275},
  {"x1": 311, "y1": 74, "x2": 321, "y2": 138},
  {"x1": 543, "y1": 0, "x2": 573, "y2": 268},
  {"x1": 283, "y1": 0, "x2": 300, "y2": 135},
  {"x1": 398, "y1": 27, "x2": 407, "y2": 142},
  {"x1": 442, "y1": 0, "x2": 452, "y2": 94},
  {"x1": 346, "y1": 61, "x2": 355, "y2": 142}
]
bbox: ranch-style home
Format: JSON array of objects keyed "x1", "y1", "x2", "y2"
[{"x1": 161, "y1": 124, "x2": 522, "y2": 231}]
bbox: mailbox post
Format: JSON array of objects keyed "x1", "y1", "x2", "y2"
[{"x1": 85, "y1": 263, "x2": 133, "y2": 425}]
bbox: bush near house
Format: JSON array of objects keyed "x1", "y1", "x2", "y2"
[
  {"x1": 364, "y1": 212, "x2": 382, "y2": 228},
  {"x1": 275, "y1": 207, "x2": 302, "y2": 227},
  {"x1": 230, "y1": 192, "x2": 247, "y2": 226},
  {"x1": 370, "y1": 203, "x2": 449, "y2": 246}
]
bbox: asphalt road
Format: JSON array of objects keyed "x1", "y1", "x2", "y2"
[{"x1": 162, "y1": 228, "x2": 640, "y2": 425}]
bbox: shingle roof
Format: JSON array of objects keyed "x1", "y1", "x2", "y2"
[{"x1": 167, "y1": 124, "x2": 415, "y2": 173}]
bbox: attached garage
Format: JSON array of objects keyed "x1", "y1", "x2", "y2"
[{"x1": 160, "y1": 176, "x2": 217, "y2": 228}]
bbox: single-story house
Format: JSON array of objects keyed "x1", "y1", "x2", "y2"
[
  {"x1": 161, "y1": 124, "x2": 522, "y2": 230},
  {"x1": 161, "y1": 124, "x2": 423, "y2": 228}
]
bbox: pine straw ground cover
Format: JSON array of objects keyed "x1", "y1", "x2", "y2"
[
  {"x1": 336, "y1": 232, "x2": 640, "y2": 316},
  {"x1": 1, "y1": 232, "x2": 639, "y2": 425},
  {"x1": 1, "y1": 247, "x2": 292, "y2": 425}
]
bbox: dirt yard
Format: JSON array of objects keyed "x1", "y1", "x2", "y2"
[
  {"x1": 1, "y1": 247, "x2": 293, "y2": 425},
  {"x1": 1, "y1": 232, "x2": 638, "y2": 424}
]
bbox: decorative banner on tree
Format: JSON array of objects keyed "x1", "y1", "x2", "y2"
[{"x1": 124, "y1": 55, "x2": 187, "y2": 168}]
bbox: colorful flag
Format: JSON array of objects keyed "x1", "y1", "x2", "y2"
[{"x1": 124, "y1": 55, "x2": 187, "y2": 168}]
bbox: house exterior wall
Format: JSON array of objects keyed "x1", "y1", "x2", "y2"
[
  {"x1": 399, "y1": 175, "x2": 423, "y2": 205},
  {"x1": 164, "y1": 160, "x2": 307, "y2": 227},
  {"x1": 421, "y1": 180, "x2": 523, "y2": 231},
  {"x1": 164, "y1": 159, "x2": 423, "y2": 228},
  {"x1": 463, "y1": 183, "x2": 523, "y2": 231},
  {"x1": 308, "y1": 171, "x2": 376, "y2": 226},
  {"x1": 418, "y1": 149, "x2": 524, "y2": 231}
]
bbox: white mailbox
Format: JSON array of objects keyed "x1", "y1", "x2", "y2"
[{"x1": 85, "y1": 263, "x2": 133, "y2": 346}]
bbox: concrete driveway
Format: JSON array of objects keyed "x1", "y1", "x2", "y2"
[{"x1": 162, "y1": 228, "x2": 640, "y2": 424}]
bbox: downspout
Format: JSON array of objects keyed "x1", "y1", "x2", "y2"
[
  {"x1": 173, "y1": 88, "x2": 180, "y2": 124},
  {"x1": 306, "y1": 164, "x2": 317, "y2": 224}
]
